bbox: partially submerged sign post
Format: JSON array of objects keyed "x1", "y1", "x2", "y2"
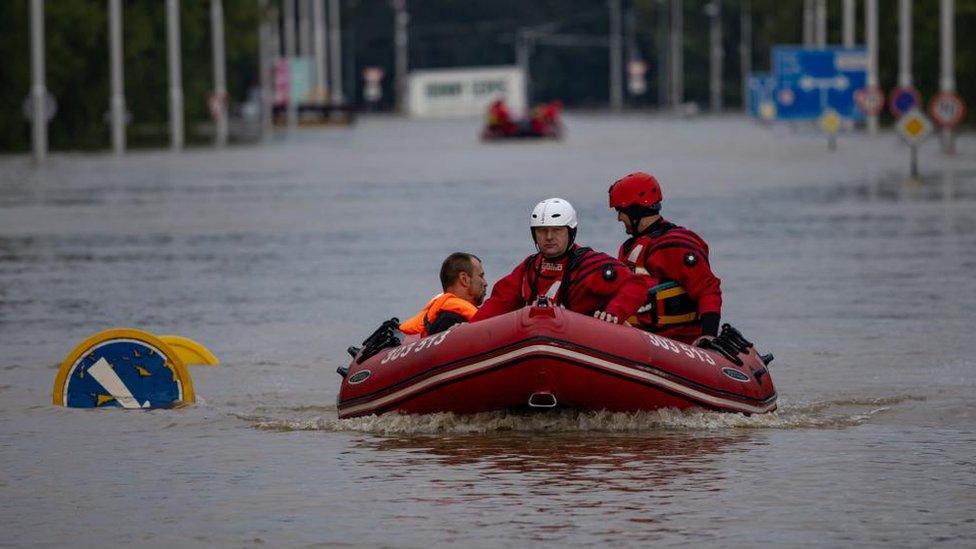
[
  {"x1": 819, "y1": 108, "x2": 842, "y2": 150},
  {"x1": 928, "y1": 91, "x2": 966, "y2": 155},
  {"x1": 53, "y1": 329, "x2": 217, "y2": 409},
  {"x1": 895, "y1": 109, "x2": 933, "y2": 181}
]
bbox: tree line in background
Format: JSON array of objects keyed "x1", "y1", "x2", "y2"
[{"x1": 1, "y1": 0, "x2": 972, "y2": 151}]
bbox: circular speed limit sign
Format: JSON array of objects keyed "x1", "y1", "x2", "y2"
[{"x1": 928, "y1": 91, "x2": 966, "y2": 127}]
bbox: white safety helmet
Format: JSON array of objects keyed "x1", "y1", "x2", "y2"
[
  {"x1": 530, "y1": 197, "x2": 578, "y2": 229},
  {"x1": 530, "y1": 197, "x2": 578, "y2": 247}
]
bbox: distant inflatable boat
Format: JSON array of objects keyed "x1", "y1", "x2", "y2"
[
  {"x1": 337, "y1": 304, "x2": 777, "y2": 419},
  {"x1": 480, "y1": 121, "x2": 563, "y2": 141}
]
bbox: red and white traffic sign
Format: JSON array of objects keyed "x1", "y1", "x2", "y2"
[
  {"x1": 928, "y1": 91, "x2": 966, "y2": 128},
  {"x1": 854, "y1": 86, "x2": 884, "y2": 116}
]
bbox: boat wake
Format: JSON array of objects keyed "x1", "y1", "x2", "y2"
[{"x1": 235, "y1": 395, "x2": 923, "y2": 435}]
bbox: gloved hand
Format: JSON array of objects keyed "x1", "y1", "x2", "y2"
[
  {"x1": 593, "y1": 310, "x2": 619, "y2": 324},
  {"x1": 692, "y1": 335, "x2": 715, "y2": 348}
]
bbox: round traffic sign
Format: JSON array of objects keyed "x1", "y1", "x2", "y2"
[
  {"x1": 888, "y1": 86, "x2": 921, "y2": 118},
  {"x1": 53, "y1": 328, "x2": 195, "y2": 408},
  {"x1": 855, "y1": 86, "x2": 885, "y2": 116},
  {"x1": 928, "y1": 91, "x2": 966, "y2": 127}
]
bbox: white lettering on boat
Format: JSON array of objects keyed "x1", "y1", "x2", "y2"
[
  {"x1": 380, "y1": 328, "x2": 453, "y2": 365},
  {"x1": 644, "y1": 333, "x2": 715, "y2": 365}
]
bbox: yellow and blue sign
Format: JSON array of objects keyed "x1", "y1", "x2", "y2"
[{"x1": 52, "y1": 329, "x2": 196, "y2": 409}]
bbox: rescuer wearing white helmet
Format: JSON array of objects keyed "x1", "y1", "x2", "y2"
[{"x1": 472, "y1": 198, "x2": 650, "y2": 324}]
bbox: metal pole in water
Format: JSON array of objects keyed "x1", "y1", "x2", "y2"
[
  {"x1": 707, "y1": 1, "x2": 722, "y2": 112},
  {"x1": 313, "y1": 0, "x2": 327, "y2": 104},
  {"x1": 866, "y1": 0, "x2": 879, "y2": 135},
  {"x1": 669, "y1": 0, "x2": 683, "y2": 112},
  {"x1": 898, "y1": 0, "x2": 913, "y2": 88},
  {"x1": 939, "y1": 0, "x2": 955, "y2": 154},
  {"x1": 29, "y1": 0, "x2": 47, "y2": 162},
  {"x1": 109, "y1": 0, "x2": 126, "y2": 155},
  {"x1": 740, "y1": 0, "x2": 752, "y2": 113},
  {"x1": 328, "y1": 0, "x2": 343, "y2": 105},
  {"x1": 258, "y1": 0, "x2": 273, "y2": 141},
  {"x1": 284, "y1": 0, "x2": 298, "y2": 132},
  {"x1": 211, "y1": 0, "x2": 228, "y2": 147},
  {"x1": 394, "y1": 0, "x2": 409, "y2": 114},
  {"x1": 843, "y1": 0, "x2": 855, "y2": 47},
  {"x1": 803, "y1": 0, "x2": 814, "y2": 45},
  {"x1": 815, "y1": 0, "x2": 827, "y2": 47},
  {"x1": 609, "y1": 0, "x2": 623, "y2": 112},
  {"x1": 167, "y1": 0, "x2": 185, "y2": 150}
]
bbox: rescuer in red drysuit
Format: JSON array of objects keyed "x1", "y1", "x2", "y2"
[
  {"x1": 472, "y1": 197, "x2": 649, "y2": 324},
  {"x1": 485, "y1": 99, "x2": 517, "y2": 137},
  {"x1": 529, "y1": 100, "x2": 563, "y2": 136},
  {"x1": 608, "y1": 172, "x2": 722, "y2": 344}
]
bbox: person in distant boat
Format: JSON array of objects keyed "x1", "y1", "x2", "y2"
[
  {"x1": 608, "y1": 171, "x2": 722, "y2": 344},
  {"x1": 400, "y1": 252, "x2": 487, "y2": 338},
  {"x1": 485, "y1": 99, "x2": 516, "y2": 136},
  {"x1": 471, "y1": 198, "x2": 649, "y2": 324}
]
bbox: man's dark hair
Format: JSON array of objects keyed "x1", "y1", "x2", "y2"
[{"x1": 440, "y1": 252, "x2": 480, "y2": 290}]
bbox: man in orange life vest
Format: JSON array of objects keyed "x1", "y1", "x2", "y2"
[
  {"x1": 608, "y1": 172, "x2": 722, "y2": 344},
  {"x1": 472, "y1": 198, "x2": 648, "y2": 323},
  {"x1": 400, "y1": 252, "x2": 487, "y2": 338}
]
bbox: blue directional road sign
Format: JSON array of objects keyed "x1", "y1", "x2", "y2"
[{"x1": 771, "y1": 46, "x2": 867, "y2": 121}]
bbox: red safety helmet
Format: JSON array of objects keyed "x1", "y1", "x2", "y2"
[{"x1": 608, "y1": 172, "x2": 663, "y2": 210}]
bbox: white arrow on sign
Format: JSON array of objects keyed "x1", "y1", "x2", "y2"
[
  {"x1": 89, "y1": 357, "x2": 148, "y2": 409},
  {"x1": 799, "y1": 76, "x2": 850, "y2": 92}
]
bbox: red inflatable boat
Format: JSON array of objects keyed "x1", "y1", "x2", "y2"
[{"x1": 337, "y1": 304, "x2": 777, "y2": 419}]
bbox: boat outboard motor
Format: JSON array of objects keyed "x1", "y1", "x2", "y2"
[
  {"x1": 338, "y1": 318, "x2": 403, "y2": 378},
  {"x1": 696, "y1": 323, "x2": 774, "y2": 381}
]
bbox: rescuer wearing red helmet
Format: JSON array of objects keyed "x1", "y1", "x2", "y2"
[
  {"x1": 472, "y1": 198, "x2": 649, "y2": 324},
  {"x1": 608, "y1": 172, "x2": 722, "y2": 344}
]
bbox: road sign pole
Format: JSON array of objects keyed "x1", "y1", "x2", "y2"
[
  {"x1": 843, "y1": 0, "x2": 855, "y2": 47},
  {"x1": 258, "y1": 0, "x2": 273, "y2": 141},
  {"x1": 707, "y1": 1, "x2": 722, "y2": 112},
  {"x1": 109, "y1": 0, "x2": 126, "y2": 155},
  {"x1": 940, "y1": 0, "x2": 955, "y2": 154},
  {"x1": 210, "y1": 0, "x2": 228, "y2": 148},
  {"x1": 910, "y1": 145, "x2": 919, "y2": 180},
  {"x1": 328, "y1": 0, "x2": 343, "y2": 105},
  {"x1": 394, "y1": 0, "x2": 408, "y2": 114},
  {"x1": 669, "y1": 0, "x2": 683, "y2": 111},
  {"x1": 866, "y1": 0, "x2": 879, "y2": 135},
  {"x1": 740, "y1": 0, "x2": 752, "y2": 113},
  {"x1": 898, "y1": 0, "x2": 913, "y2": 88},
  {"x1": 166, "y1": 0, "x2": 184, "y2": 151},
  {"x1": 30, "y1": 0, "x2": 47, "y2": 162},
  {"x1": 815, "y1": 0, "x2": 827, "y2": 47}
]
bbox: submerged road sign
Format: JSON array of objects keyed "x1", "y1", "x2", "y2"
[
  {"x1": 53, "y1": 328, "x2": 196, "y2": 408},
  {"x1": 896, "y1": 109, "x2": 932, "y2": 145},
  {"x1": 928, "y1": 91, "x2": 966, "y2": 128},
  {"x1": 771, "y1": 46, "x2": 867, "y2": 121},
  {"x1": 889, "y1": 86, "x2": 921, "y2": 118},
  {"x1": 855, "y1": 86, "x2": 885, "y2": 116}
]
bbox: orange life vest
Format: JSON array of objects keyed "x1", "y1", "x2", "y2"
[{"x1": 400, "y1": 293, "x2": 478, "y2": 337}]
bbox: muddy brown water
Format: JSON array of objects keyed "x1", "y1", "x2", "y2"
[{"x1": 1, "y1": 116, "x2": 974, "y2": 546}]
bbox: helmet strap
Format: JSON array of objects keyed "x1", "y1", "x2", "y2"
[{"x1": 621, "y1": 204, "x2": 660, "y2": 234}]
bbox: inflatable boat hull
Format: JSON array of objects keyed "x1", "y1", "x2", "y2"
[{"x1": 338, "y1": 305, "x2": 776, "y2": 418}]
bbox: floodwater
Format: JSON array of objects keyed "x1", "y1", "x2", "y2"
[{"x1": 1, "y1": 115, "x2": 974, "y2": 546}]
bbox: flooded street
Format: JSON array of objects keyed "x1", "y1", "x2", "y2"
[{"x1": 1, "y1": 115, "x2": 975, "y2": 546}]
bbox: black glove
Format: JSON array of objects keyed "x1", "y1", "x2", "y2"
[{"x1": 701, "y1": 313, "x2": 720, "y2": 337}]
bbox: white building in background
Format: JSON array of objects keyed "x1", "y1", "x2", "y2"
[{"x1": 407, "y1": 66, "x2": 526, "y2": 118}]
